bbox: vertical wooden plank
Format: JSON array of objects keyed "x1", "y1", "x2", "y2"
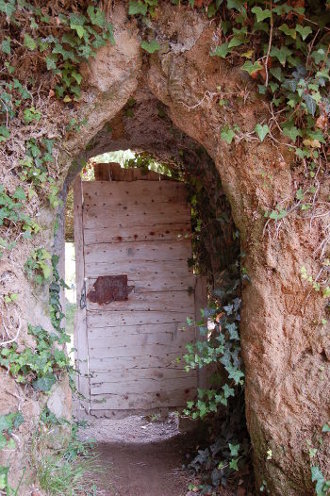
[
  {"x1": 194, "y1": 276, "x2": 210, "y2": 389},
  {"x1": 73, "y1": 177, "x2": 90, "y2": 415}
]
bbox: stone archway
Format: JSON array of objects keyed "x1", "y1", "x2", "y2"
[{"x1": 1, "y1": 3, "x2": 327, "y2": 495}]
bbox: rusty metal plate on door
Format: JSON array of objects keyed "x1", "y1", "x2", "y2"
[{"x1": 87, "y1": 275, "x2": 128, "y2": 305}]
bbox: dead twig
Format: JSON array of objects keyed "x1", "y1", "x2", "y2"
[
  {"x1": 1, "y1": 309, "x2": 22, "y2": 346},
  {"x1": 265, "y1": 2, "x2": 273, "y2": 87}
]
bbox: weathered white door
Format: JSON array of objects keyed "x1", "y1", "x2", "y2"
[{"x1": 74, "y1": 167, "x2": 197, "y2": 416}]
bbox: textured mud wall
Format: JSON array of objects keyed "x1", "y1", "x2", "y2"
[{"x1": 0, "y1": 2, "x2": 328, "y2": 494}]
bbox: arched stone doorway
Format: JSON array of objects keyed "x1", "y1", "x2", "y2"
[
  {"x1": 1, "y1": 3, "x2": 326, "y2": 494},
  {"x1": 56, "y1": 6, "x2": 327, "y2": 490}
]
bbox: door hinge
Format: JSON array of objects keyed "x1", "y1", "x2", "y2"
[{"x1": 80, "y1": 279, "x2": 87, "y2": 310}]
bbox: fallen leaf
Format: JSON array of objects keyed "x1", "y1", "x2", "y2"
[
  {"x1": 303, "y1": 139, "x2": 321, "y2": 148},
  {"x1": 215, "y1": 312, "x2": 224, "y2": 322},
  {"x1": 316, "y1": 114, "x2": 327, "y2": 130}
]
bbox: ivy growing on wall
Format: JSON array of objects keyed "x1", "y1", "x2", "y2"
[{"x1": 129, "y1": 0, "x2": 328, "y2": 222}]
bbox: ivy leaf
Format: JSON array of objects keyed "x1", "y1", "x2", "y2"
[
  {"x1": 311, "y1": 466, "x2": 326, "y2": 495},
  {"x1": 222, "y1": 383, "x2": 235, "y2": 399},
  {"x1": 272, "y1": 4, "x2": 293, "y2": 15},
  {"x1": 12, "y1": 412, "x2": 24, "y2": 430},
  {"x1": 229, "y1": 443, "x2": 240, "y2": 457},
  {"x1": 322, "y1": 423, "x2": 330, "y2": 433},
  {"x1": 251, "y1": 6, "x2": 272, "y2": 22},
  {"x1": 45, "y1": 55, "x2": 57, "y2": 71},
  {"x1": 69, "y1": 12, "x2": 86, "y2": 27},
  {"x1": 71, "y1": 24, "x2": 85, "y2": 39},
  {"x1": 296, "y1": 188, "x2": 304, "y2": 201},
  {"x1": 279, "y1": 23, "x2": 296, "y2": 39},
  {"x1": 296, "y1": 24, "x2": 312, "y2": 40},
  {"x1": 78, "y1": 44, "x2": 93, "y2": 59},
  {"x1": 196, "y1": 400, "x2": 208, "y2": 418},
  {"x1": 0, "y1": 125, "x2": 10, "y2": 142},
  {"x1": 87, "y1": 6, "x2": 106, "y2": 27},
  {"x1": 0, "y1": 415, "x2": 13, "y2": 433},
  {"x1": 323, "y1": 287, "x2": 330, "y2": 298},
  {"x1": 215, "y1": 393, "x2": 227, "y2": 406},
  {"x1": 267, "y1": 209, "x2": 287, "y2": 220},
  {"x1": 269, "y1": 81, "x2": 279, "y2": 93},
  {"x1": 270, "y1": 66, "x2": 283, "y2": 82},
  {"x1": 241, "y1": 60, "x2": 262, "y2": 75},
  {"x1": 226, "y1": 365, "x2": 244, "y2": 384},
  {"x1": 311, "y1": 48, "x2": 326, "y2": 65},
  {"x1": 227, "y1": 0, "x2": 246, "y2": 14},
  {"x1": 104, "y1": 23, "x2": 115, "y2": 45},
  {"x1": 228, "y1": 36, "x2": 244, "y2": 48},
  {"x1": 221, "y1": 126, "x2": 236, "y2": 144},
  {"x1": 6, "y1": 438, "x2": 15, "y2": 449},
  {"x1": 52, "y1": 43, "x2": 76, "y2": 62},
  {"x1": 255, "y1": 123, "x2": 269, "y2": 142},
  {"x1": 0, "y1": 434, "x2": 8, "y2": 450},
  {"x1": 0, "y1": 467, "x2": 9, "y2": 490},
  {"x1": 24, "y1": 34, "x2": 37, "y2": 51},
  {"x1": 242, "y1": 49, "x2": 253, "y2": 59},
  {"x1": 38, "y1": 39, "x2": 50, "y2": 53},
  {"x1": 270, "y1": 46, "x2": 292, "y2": 66},
  {"x1": 305, "y1": 129, "x2": 325, "y2": 144},
  {"x1": 0, "y1": 0, "x2": 15, "y2": 17},
  {"x1": 229, "y1": 458, "x2": 239, "y2": 471},
  {"x1": 72, "y1": 71, "x2": 82, "y2": 85},
  {"x1": 32, "y1": 375, "x2": 56, "y2": 392},
  {"x1": 141, "y1": 40, "x2": 160, "y2": 53},
  {"x1": 210, "y1": 43, "x2": 229, "y2": 58},
  {"x1": 129, "y1": 1, "x2": 148, "y2": 16},
  {"x1": 303, "y1": 94, "x2": 317, "y2": 116},
  {"x1": 23, "y1": 106, "x2": 41, "y2": 123},
  {"x1": 282, "y1": 123, "x2": 302, "y2": 142},
  {"x1": 226, "y1": 322, "x2": 239, "y2": 340},
  {"x1": 69, "y1": 13, "x2": 86, "y2": 39},
  {"x1": 13, "y1": 187, "x2": 26, "y2": 201},
  {"x1": 1, "y1": 37, "x2": 11, "y2": 55}
]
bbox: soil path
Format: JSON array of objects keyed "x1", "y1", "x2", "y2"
[
  {"x1": 95, "y1": 436, "x2": 190, "y2": 496},
  {"x1": 80, "y1": 415, "x2": 193, "y2": 496}
]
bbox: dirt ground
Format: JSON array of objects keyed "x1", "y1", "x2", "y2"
[
  {"x1": 79, "y1": 414, "x2": 243, "y2": 496},
  {"x1": 80, "y1": 414, "x2": 193, "y2": 496},
  {"x1": 95, "y1": 437, "x2": 191, "y2": 496}
]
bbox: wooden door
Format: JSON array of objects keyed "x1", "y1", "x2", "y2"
[{"x1": 74, "y1": 168, "x2": 197, "y2": 416}]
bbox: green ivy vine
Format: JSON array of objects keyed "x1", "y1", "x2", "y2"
[{"x1": 1, "y1": 255, "x2": 72, "y2": 391}]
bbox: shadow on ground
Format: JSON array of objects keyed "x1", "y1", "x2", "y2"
[{"x1": 95, "y1": 435, "x2": 190, "y2": 496}]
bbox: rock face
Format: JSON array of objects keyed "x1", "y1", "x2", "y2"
[
  {"x1": 47, "y1": 376, "x2": 72, "y2": 422},
  {"x1": 0, "y1": 3, "x2": 328, "y2": 495}
]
